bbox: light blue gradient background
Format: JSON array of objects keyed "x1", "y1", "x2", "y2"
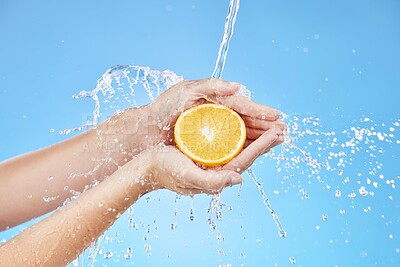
[{"x1": 1, "y1": 0, "x2": 399, "y2": 266}]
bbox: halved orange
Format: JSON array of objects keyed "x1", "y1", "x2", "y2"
[{"x1": 174, "y1": 103, "x2": 246, "y2": 167}]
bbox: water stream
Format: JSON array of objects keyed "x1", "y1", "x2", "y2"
[
  {"x1": 211, "y1": 0, "x2": 240, "y2": 79},
  {"x1": 210, "y1": 0, "x2": 286, "y2": 238}
]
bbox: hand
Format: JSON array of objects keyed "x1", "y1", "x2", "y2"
[
  {"x1": 223, "y1": 125, "x2": 285, "y2": 174},
  {"x1": 148, "y1": 78, "x2": 284, "y2": 147},
  {"x1": 103, "y1": 78, "x2": 286, "y2": 167},
  {"x1": 138, "y1": 146, "x2": 241, "y2": 196},
  {"x1": 139, "y1": 126, "x2": 284, "y2": 196}
]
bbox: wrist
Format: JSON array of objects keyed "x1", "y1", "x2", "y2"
[
  {"x1": 94, "y1": 105, "x2": 160, "y2": 158},
  {"x1": 116, "y1": 104, "x2": 162, "y2": 152},
  {"x1": 126, "y1": 149, "x2": 160, "y2": 195}
]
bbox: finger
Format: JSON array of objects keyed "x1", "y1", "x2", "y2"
[
  {"x1": 244, "y1": 133, "x2": 284, "y2": 150},
  {"x1": 189, "y1": 78, "x2": 240, "y2": 97},
  {"x1": 269, "y1": 135, "x2": 285, "y2": 151},
  {"x1": 223, "y1": 128, "x2": 282, "y2": 173},
  {"x1": 243, "y1": 116, "x2": 287, "y2": 131},
  {"x1": 244, "y1": 139, "x2": 255, "y2": 148},
  {"x1": 246, "y1": 122, "x2": 287, "y2": 140},
  {"x1": 218, "y1": 95, "x2": 280, "y2": 121},
  {"x1": 187, "y1": 169, "x2": 242, "y2": 194},
  {"x1": 247, "y1": 127, "x2": 266, "y2": 140}
]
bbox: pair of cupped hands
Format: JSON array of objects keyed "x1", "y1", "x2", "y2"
[{"x1": 110, "y1": 78, "x2": 286, "y2": 196}]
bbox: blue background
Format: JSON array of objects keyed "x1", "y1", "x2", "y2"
[{"x1": 1, "y1": 0, "x2": 399, "y2": 266}]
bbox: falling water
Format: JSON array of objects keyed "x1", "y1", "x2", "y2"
[
  {"x1": 211, "y1": 0, "x2": 240, "y2": 79},
  {"x1": 210, "y1": 0, "x2": 286, "y2": 237}
]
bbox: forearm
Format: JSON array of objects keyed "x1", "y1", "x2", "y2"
[
  {"x1": 0, "y1": 154, "x2": 150, "y2": 267},
  {"x1": 0, "y1": 105, "x2": 157, "y2": 230}
]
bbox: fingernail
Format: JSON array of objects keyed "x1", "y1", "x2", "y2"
[
  {"x1": 230, "y1": 82, "x2": 245, "y2": 90},
  {"x1": 230, "y1": 82, "x2": 241, "y2": 87}
]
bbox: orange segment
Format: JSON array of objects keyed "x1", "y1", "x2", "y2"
[{"x1": 174, "y1": 103, "x2": 246, "y2": 167}]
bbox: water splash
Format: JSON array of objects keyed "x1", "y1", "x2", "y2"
[
  {"x1": 275, "y1": 115, "x2": 399, "y2": 181},
  {"x1": 64, "y1": 65, "x2": 182, "y2": 134}
]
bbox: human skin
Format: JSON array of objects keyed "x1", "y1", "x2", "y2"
[
  {"x1": 0, "y1": 131, "x2": 283, "y2": 266},
  {"x1": 0, "y1": 78, "x2": 286, "y2": 266},
  {"x1": 0, "y1": 78, "x2": 285, "y2": 230}
]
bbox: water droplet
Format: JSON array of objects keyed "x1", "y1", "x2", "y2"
[
  {"x1": 49, "y1": 129, "x2": 55, "y2": 133},
  {"x1": 48, "y1": 176, "x2": 54, "y2": 181},
  {"x1": 216, "y1": 211, "x2": 223, "y2": 221},
  {"x1": 348, "y1": 192, "x2": 357, "y2": 198},
  {"x1": 124, "y1": 248, "x2": 132, "y2": 259},
  {"x1": 300, "y1": 188, "x2": 309, "y2": 200},
  {"x1": 189, "y1": 208, "x2": 195, "y2": 221},
  {"x1": 322, "y1": 214, "x2": 328, "y2": 222},
  {"x1": 104, "y1": 251, "x2": 113, "y2": 259},
  {"x1": 27, "y1": 194, "x2": 32, "y2": 199},
  {"x1": 363, "y1": 207, "x2": 371, "y2": 213},
  {"x1": 216, "y1": 247, "x2": 225, "y2": 256},
  {"x1": 289, "y1": 257, "x2": 296, "y2": 264},
  {"x1": 279, "y1": 229, "x2": 287, "y2": 238},
  {"x1": 170, "y1": 223, "x2": 176, "y2": 230},
  {"x1": 358, "y1": 186, "x2": 368, "y2": 196},
  {"x1": 144, "y1": 244, "x2": 152, "y2": 252},
  {"x1": 335, "y1": 190, "x2": 341, "y2": 198},
  {"x1": 315, "y1": 225, "x2": 320, "y2": 230}
]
